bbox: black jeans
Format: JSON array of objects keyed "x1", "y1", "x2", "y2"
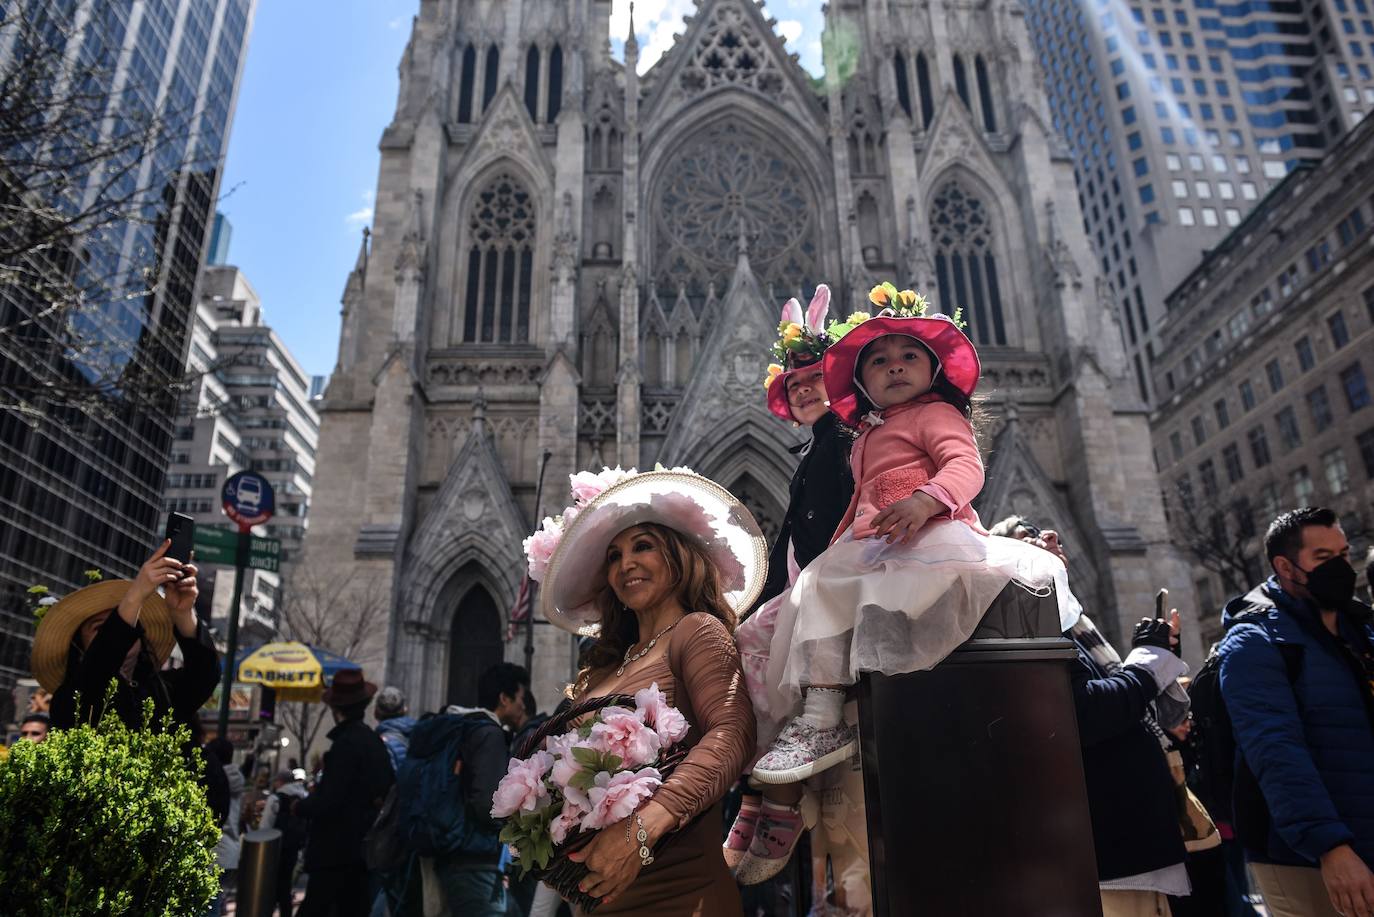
[{"x1": 299, "y1": 865, "x2": 369, "y2": 917}]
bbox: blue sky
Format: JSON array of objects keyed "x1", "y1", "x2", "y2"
[{"x1": 219, "y1": 1, "x2": 825, "y2": 378}]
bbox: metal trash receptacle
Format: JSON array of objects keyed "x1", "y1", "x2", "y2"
[{"x1": 236, "y1": 828, "x2": 282, "y2": 917}]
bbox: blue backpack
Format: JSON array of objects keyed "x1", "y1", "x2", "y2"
[{"x1": 395, "y1": 712, "x2": 505, "y2": 858}]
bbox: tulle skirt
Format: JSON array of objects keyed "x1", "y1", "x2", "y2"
[{"x1": 749, "y1": 519, "x2": 1082, "y2": 750}]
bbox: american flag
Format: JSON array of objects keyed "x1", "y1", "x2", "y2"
[{"x1": 505, "y1": 575, "x2": 533, "y2": 641}]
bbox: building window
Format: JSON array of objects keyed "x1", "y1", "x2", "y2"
[
  {"x1": 1172, "y1": 179, "x2": 1189, "y2": 198},
  {"x1": 1357, "y1": 427, "x2": 1374, "y2": 477},
  {"x1": 1292, "y1": 466, "x2": 1315, "y2": 505},
  {"x1": 1295, "y1": 336, "x2": 1316, "y2": 372},
  {"x1": 1179, "y1": 207, "x2": 1196, "y2": 226},
  {"x1": 894, "y1": 51, "x2": 913, "y2": 119},
  {"x1": 953, "y1": 55, "x2": 971, "y2": 110},
  {"x1": 1366, "y1": 285, "x2": 1374, "y2": 324},
  {"x1": 975, "y1": 55, "x2": 997, "y2": 131},
  {"x1": 1342, "y1": 363, "x2": 1372, "y2": 411},
  {"x1": 1214, "y1": 398, "x2": 1230, "y2": 429},
  {"x1": 1170, "y1": 430, "x2": 1184, "y2": 461},
  {"x1": 1199, "y1": 459, "x2": 1219, "y2": 498},
  {"x1": 1276, "y1": 406, "x2": 1302, "y2": 451},
  {"x1": 1251, "y1": 288, "x2": 1273, "y2": 318},
  {"x1": 1192, "y1": 415, "x2": 1207, "y2": 446},
  {"x1": 1222, "y1": 443, "x2": 1244, "y2": 483},
  {"x1": 457, "y1": 45, "x2": 477, "y2": 123},
  {"x1": 1278, "y1": 264, "x2": 1299, "y2": 298},
  {"x1": 1308, "y1": 386, "x2": 1335, "y2": 432},
  {"x1": 1328, "y1": 311, "x2": 1350, "y2": 348},
  {"x1": 1202, "y1": 207, "x2": 1219, "y2": 227},
  {"x1": 1265, "y1": 359, "x2": 1284, "y2": 393},
  {"x1": 1337, "y1": 207, "x2": 1367, "y2": 246},
  {"x1": 461, "y1": 172, "x2": 536, "y2": 344},
  {"x1": 931, "y1": 180, "x2": 1007, "y2": 346},
  {"x1": 1249, "y1": 425, "x2": 1272, "y2": 468},
  {"x1": 1323, "y1": 448, "x2": 1351, "y2": 495},
  {"x1": 1258, "y1": 482, "x2": 1281, "y2": 521},
  {"x1": 916, "y1": 53, "x2": 935, "y2": 127},
  {"x1": 483, "y1": 46, "x2": 500, "y2": 112},
  {"x1": 1306, "y1": 239, "x2": 1334, "y2": 273},
  {"x1": 1240, "y1": 380, "x2": 1257, "y2": 411},
  {"x1": 546, "y1": 44, "x2": 563, "y2": 122},
  {"x1": 524, "y1": 46, "x2": 541, "y2": 119}
]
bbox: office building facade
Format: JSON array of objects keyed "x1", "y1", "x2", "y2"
[
  {"x1": 1149, "y1": 115, "x2": 1374, "y2": 646},
  {"x1": 0, "y1": 0, "x2": 255, "y2": 689},
  {"x1": 1024, "y1": 0, "x2": 1374, "y2": 402},
  {"x1": 171, "y1": 265, "x2": 319, "y2": 641}
]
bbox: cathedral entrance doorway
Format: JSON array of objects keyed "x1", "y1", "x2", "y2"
[{"x1": 447, "y1": 585, "x2": 504, "y2": 707}]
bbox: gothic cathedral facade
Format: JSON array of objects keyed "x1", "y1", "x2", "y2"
[{"x1": 307, "y1": 0, "x2": 1194, "y2": 711}]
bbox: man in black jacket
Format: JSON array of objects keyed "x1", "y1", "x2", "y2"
[
  {"x1": 993, "y1": 516, "x2": 1190, "y2": 916},
  {"x1": 298, "y1": 669, "x2": 395, "y2": 917}
]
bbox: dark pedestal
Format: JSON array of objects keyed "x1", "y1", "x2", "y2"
[{"x1": 857, "y1": 589, "x2": 1101, "y2": 916}]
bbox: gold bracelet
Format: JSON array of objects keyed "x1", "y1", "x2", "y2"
[{"x1": 634, "y1": 813, "x2": 653, "y2": 866}]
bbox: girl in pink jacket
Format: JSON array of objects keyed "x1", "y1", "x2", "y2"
[{"x1": 749, "y1": 285, "x2": 1079, "y2": 788}]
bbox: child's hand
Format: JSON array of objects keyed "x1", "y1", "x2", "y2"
[{"x1": 872, "y1": 492, "x2": 943, "y2": 545}]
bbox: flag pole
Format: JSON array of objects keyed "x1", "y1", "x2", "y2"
[{"x1": 524, "y1": 450, "x2": 554, "y2": 673}]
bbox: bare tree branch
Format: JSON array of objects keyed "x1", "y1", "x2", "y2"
[{"x1": 274, "y1": 563, "x2": 389, "y2": 753}]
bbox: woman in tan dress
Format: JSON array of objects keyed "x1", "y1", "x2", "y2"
[{"x1": 527, "y1": 468, "x2": 767, "y2": 915}]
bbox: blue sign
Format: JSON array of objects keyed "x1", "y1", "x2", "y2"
[{"x1": 222, "y1": 471, "x2": 275, "y2": 530}]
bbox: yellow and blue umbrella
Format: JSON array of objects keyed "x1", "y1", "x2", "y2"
[{"x1": 234, "y1": 641, "x2": 358, "y2": 702}]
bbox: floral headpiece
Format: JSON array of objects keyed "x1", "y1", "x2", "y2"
[
  {"x1": 523, "y1": 467, "x2": 638, "y2": 582},
  {"x1": 824, "y1": 282, "x2": 965, "y2": 342},
  {"x1": 762, "y1": 284, "x2": 833, "y2": 391}
]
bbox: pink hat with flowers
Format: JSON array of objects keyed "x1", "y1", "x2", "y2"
[
  {"x1": 822, "y1": 282, "x2": 980, "y2": 426},
  {"x1": 523, "y1": 467, "x2": 768, "y2": 635},
  {"x1": 763, "y1": 284, "x2": 838, "y2": 421}
]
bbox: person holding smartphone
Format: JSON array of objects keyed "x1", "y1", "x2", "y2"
[{"x1": 36, "y1": 538, "x2": 220, "y2": 734}]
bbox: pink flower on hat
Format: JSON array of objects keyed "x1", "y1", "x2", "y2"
[
  {"x1": 490, "y1": 750, "x2": 553, "y2": 818},
  {"x1": 588, "y1": 707, "x2": 662, "y2": 768},
  {"x1": 634, "y1": 683, "x2": 689, "y2": 745},
  {"x1": 523, "y1": 517, "x2": 563, "y2": 581},
  {"x1": 580, "y1": 768, "x2": 663, "y2": 832}
]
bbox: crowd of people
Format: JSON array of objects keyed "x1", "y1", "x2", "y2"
[{"x1": 8, "y1": 280, "x2": 1374, "y2": 917}]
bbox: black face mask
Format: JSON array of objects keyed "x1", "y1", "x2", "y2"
[{"x1": 1297, "y1": 556, "x2": 1358, "y2": 611}]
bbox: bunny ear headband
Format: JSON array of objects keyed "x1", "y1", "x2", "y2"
[{"x1": 768, "y1": 284, "x2": 833, "y2": 368}]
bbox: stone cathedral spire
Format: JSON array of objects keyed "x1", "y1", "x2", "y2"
[{"x1": 301, "y1": 0, "x2": 1197, "y2": 713}]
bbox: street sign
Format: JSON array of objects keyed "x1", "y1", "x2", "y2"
[
  {"x1": 248, "y1": 536, "x2": 281, "y2": 573},
  {"x1": 222, "y1": 470, "x2": 275, "y2": 530},
  {"x1": 192, "y1": 527, "x2": 238, "y2": 566},
  {"x1": 192, "y1": 528, "x2": 281, "y2": 572}
]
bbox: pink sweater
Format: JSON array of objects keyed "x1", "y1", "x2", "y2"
[{"x1": 833, "y1": 396, "x2": 985, "y2": 541}]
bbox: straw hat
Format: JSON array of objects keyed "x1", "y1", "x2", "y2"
[
  {"x1": 528, "y1": 468, "x2": 768, "y2": 635},
  {"x1": 31, "y1": 580, "x2": 175, "y2": 693}
]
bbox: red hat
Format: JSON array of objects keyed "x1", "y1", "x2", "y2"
[
  {"x1": 765, "y1": 359, "x2": 827, "y2": 421},
  {"x1": 822, "y1": 313, "x2": 980, "y2": 425}
]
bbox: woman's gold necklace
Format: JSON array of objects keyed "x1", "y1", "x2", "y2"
[{"x1": 616, "y1": 622, "x2": 679, "y2": 677}]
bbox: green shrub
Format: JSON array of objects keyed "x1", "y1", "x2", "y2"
[{"x1": 0, "y1": 698, "x2": 220, "y2": 916}]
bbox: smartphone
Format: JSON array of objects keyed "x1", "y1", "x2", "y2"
[
  {"x1": 1155, "y1": 588, "x2": 1169, "y2": 620},
  {"x1": 165, "y1": 511, "x2": 195, "y2": 564}
]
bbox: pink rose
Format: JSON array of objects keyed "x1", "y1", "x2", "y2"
[
  {"x1": 550, "y1": 798, "x2": 587, "y2": 845},
  {"x1": 634, "y1": 683, "x2": 690, "y2": 745},
  {"x1": 569, "y1": 471, "x2": 609, "y2": 505},
  {"x1": 589, "y1": 709, "x2": 661, "y2": 768},
  {"x1": 581, "y1": 768, "x2": 663, "y2": 832},
  {"x1": 490, "y1": 751, "x2": 553, "y2": 818},
  {"x1": 522, "y1": 518, "x2": 563, "y2": 581}
]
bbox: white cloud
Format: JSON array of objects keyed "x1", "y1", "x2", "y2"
[
  {"x1": 777, "y1": 19, "x2": 803, "y2": 43},
  {"x1": 387, "y1": 16, "x2": 405, "y2": 30},
  {"x1": 344, "y1": 190, "x2": 374, "y2": 228}
]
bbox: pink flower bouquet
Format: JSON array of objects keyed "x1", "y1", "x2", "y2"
[{"x1": 490, "y1": 684, "x2": 691, "y2": 904}]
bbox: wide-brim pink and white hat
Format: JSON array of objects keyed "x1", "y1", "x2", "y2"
[{"x1": 526, "y1": 468, "x2": 768, "y2": 635}]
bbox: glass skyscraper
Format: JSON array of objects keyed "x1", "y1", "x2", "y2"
[
  {"x1": 1023, "y1": 0, "x2": 1374, "y2": 402},
  {"x1": 0, "y1": 0, "x2": 256, "y2": 691}
]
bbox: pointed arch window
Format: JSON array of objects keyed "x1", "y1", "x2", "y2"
[
  {"x1": 893, "y1": 51, "x2": 913, "y2": 119},
  {"x1": 975, "y1": 55, "x2": 997, "y2": 132},
  {"x1": 483, "y1": 46, "x2": 500, "y2": 112},
  {"x1": 524, "y1": 46, "x2": 541, "y2": 119},
  {"x1": 547, "y1": 44, "x2": 563, "y2": 122},
  {"x1": 463, "y1": 173, "x2": 536, "y2": 344},
  {"x1": 931, "y1": 181, "x2": 1007, "y2": 346},
  {"x1": 953, "y1": 55, "x2": 971, "y2": 112},
  {"x1": 916, "y1": 52, "x2": 935, "y2": 127},
  {"x1": 458, "y1": 45, "x2": 477, "y2": 123}
]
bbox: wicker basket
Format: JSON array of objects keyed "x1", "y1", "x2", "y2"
[{"x1": 509, "y1": 692, "x2": 690, "y2": 913}]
